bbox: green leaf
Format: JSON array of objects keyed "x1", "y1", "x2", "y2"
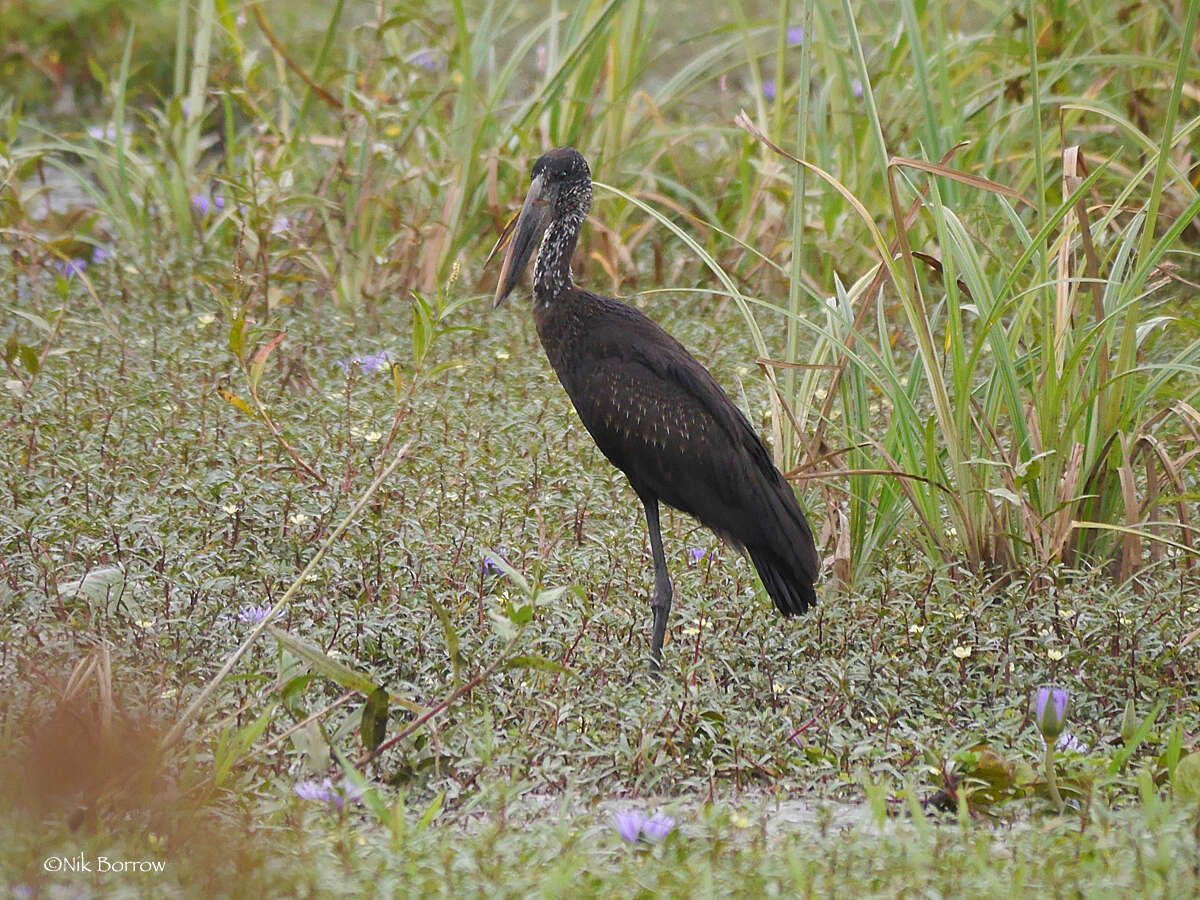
[
  {"x1": 214, "y1": 706, "x2": 274, "y2": 785},
  {"x1": 279, "y1": 673, "x2": 317, "y2": 704},
  {"x1": 502, "y1": 655, "x2": 577, "y2": 677},
  {"x1": 228, "y1": 313, "x2": 246, "y2": 360},
  {"x1": 483, "y1": 550, "x2": 532, "y2": 597},
  {"x1": 1173, "y1": 752, "x2": 1200, "y2": 805},
  {"x1": 1108, "y1": 700, "x2": 1163, "y2": 775},
  {"x1": 9, "y1": 308, "x2": 53, "y2": 333},
  {"x1": 18, "y1": 344, "x2": 38, "y2": 376},
  {"x1": 429, "y1": 596, "x2": 462, "y2": 686},
  {"x1": 267, "y1": 625, "x2": 380, "y2": 696},
  {"x1": 986, "y1": 487, "x2": 1023, "y2": 507},
  {"x1": 488, "y1": 607, "x2": 517, "y2": 641},
  {"x1": 411, "y1": 291, "x2": 432, "y2": 365},
  {"x1": 293, "y1": 719, "x2": 331, "y2": 775},
  {"x1": 60, "y1": 566, "x2": 126, "y2": 609},
  {"x1": 360, "y1": 686, "x2": 390, "y2": 753},
  {"x1": 336, "y1": 749, "x2": 387, "y2": 822},
  {"x1": 416, "y1": 790, "x2": 444, "y2": 831},
  {"x1": 249, "y1": 331, "x2": 286, "y2": 393},
  {"x1": 534, "y1": 586, "x2": 568, "y2": 605},
  {"x1": 506, "y1": 600, "x2": 534, "y2": 626}
]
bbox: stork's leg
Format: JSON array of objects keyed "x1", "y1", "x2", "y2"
[{"x1": 640, "y1": 494, "x2": 674, "y2": 671}]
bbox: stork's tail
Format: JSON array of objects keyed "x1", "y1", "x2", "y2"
[
  {"x1": 747, "y1": 544, "x2": 817, "y2": 617},
  {"x1": 745, "y1": 471, "x2": 820, "y2": 617}
]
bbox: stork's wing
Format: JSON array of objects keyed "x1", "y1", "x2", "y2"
[{"x1": 556, "y1": 305, "x2": 780, "y2": 540}]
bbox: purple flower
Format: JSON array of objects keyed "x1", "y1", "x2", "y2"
[
  {"x1": 270, "y1": 215, "x2": 290, "y2": 235},
  {"x1": 641, "y1": 812, "x2": 676, "y2": 841},
  {"x1": 53, "y1": 257, "x2": 88, "y2": 278},
  {"x1": 612, "y1": 809, "x2": 645, "y2": 842},
  {"x1": 338, "y1": 779, "x2": 365, "y2": 806},
  {"x1": 408, "y1": 48, "x2": 446, "y2": 72},
  {"x1": 612, "y1": 808, "x2": 675, "y2": 843},
  {"x1": 483, "y1": 548, "x2": 509, "y2": 575},
  {"x1": 294, "y1": 778, "x2": 336, "y2": 803},
  {"x1": 762, "y1": 78, "x2": 776, "y2": 101},
  {"x1": 192, "y1": 190, "x2": 226, "y2": 216},
  {"x1": 787, "y1": 26, "x2": 804, "y2": 46},
  {"x1": 687, "y1": 547, "x2": 707, "y2": 564},
  {"x1": 93, "y1": 246, "x2": 112, "y2": 264},
  {"x1": 237, "y1": 604, "x2": 275, "y2": 624},
  {"x1": 294, "y1": 777, "x2": 362, "y2": 809},
  {"x1": 1034, "y1": 685, "x2": 1069, "y2": 741},
  {"x1": 851, "y1": 77, "x2": 864, "y2": 98},
  {"x1": 338, "y1": 350, "x2": 393, "y2": 375}
]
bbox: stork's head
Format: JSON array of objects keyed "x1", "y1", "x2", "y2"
[{"x1": 492, "y1": 147, "x2": 592, "y2": 307}]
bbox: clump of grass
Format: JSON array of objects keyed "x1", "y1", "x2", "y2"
[{"x1": 736, "y1": 0, "x2": 1200, "y2": 587}]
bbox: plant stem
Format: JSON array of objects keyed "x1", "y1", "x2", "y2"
[{"x1": 1044, "y1": 738, "x2": 1063, "y2": 813}]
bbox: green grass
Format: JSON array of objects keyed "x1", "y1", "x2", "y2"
[{"x1": 3, "y1": 0, "x2": 1200, "y2": 894}]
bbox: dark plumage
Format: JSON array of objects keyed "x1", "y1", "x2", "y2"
[{"x1": 493, "y1": 146, "x2": 819, "y2": 669}]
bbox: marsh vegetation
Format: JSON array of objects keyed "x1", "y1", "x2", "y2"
[{"x1": 3, "y1": 0, "x2": 1199, "y2": 894}]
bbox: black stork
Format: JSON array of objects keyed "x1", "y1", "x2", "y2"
[{"x1": 493, "y1": 146, "x2": 819, "y2": 670}]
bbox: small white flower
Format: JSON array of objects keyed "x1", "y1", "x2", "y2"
[
  {"x1": 1057, "y1": 731, "x2": 1088, "y2": 753},
  {"x1": 289, "y1": 512, "x2": 310, "y2": 525},
  {"x1": 1046, "y1": 648, "x2": 1064, "y2": 661},
  {"x1": 952, "y1": 644, "x2": 972, "y2": 659}
]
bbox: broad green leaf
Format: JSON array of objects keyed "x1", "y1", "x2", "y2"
[
  {"x1": 360, "y1": 686, "x2": 390, "y2": 753},
  {"x1": 268, "y1": 625, "x2": 380, "y2": 696},
  {"x1": 1173, "y1": 752, "x2": 1200, "y2": 805}
]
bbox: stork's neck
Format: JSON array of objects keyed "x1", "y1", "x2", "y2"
[{"x1": 532, "y1": 210, "x2": 583, "y2": 305}]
